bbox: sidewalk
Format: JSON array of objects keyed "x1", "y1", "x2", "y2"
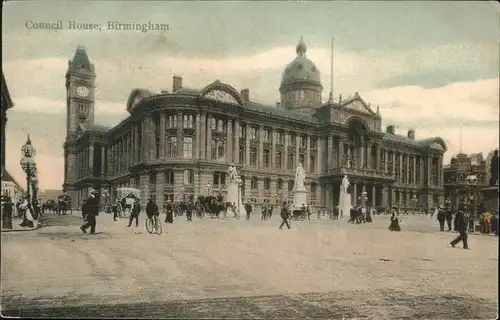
[{"x1": 1, "y1": 217, "x2": 39, "y2": 232}]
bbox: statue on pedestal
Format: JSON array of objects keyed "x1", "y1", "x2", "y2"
[{"x1": 294, "y1": 163, "x2": 306, "y2": 191}]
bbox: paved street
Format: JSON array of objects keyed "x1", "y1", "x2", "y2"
[{"x1": 1, "y1": 212, "x2": 498, "y2": 319}]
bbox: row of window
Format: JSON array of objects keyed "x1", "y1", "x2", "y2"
[
  {"x1": 238, "y1": 125, "x2": 317, "y2": 148},
  {"x1": 166, "y1": 114, "x2": 195, "y2": 129}
]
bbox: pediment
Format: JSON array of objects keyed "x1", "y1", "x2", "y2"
[
  {"x1": 199, "y1": 80, "x2": 245, "y2": 106},
  {"x1": 430, "y1": 142, "x2": 445, "y2": 151},
  {"x1": 342, "y1": 97, "x2": 376, "y2": 115}
]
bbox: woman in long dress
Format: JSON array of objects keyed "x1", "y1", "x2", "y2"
[{"x1": 388, "y1": 213, "x2": 401, "y2": 231}]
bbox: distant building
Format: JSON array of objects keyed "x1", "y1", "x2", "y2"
[
  {"x1": 443, "y1": 152, "x2": 489, "y2": 207},
  {"x1": 1, "y1": 71, "x2": 14, "y2": 177},
  {"x1": 39, "y1": 189, "x2": 63, "y2": 202},
  {"x1": 63, "y1": 40, "x2": 447, "y2": 211},
  {"x1": 1, "y1": 168, "x2": 24, "y2": 203}
]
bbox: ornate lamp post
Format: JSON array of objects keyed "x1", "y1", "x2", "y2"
[
  {"x1": 466, "y1": 174, "x2": 478, "y2": 232},
  {"x1": 360, "y1": 191, "x2": 368, "y2": 208},
  {"x1": 411, "y1": 195, "x2": 418, "y2": 214},
  {"x1": 19, "y1": 135, "x2": 37, "y2": 226}
]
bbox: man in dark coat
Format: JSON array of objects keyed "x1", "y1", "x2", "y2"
[
  {"x1": 2, "y1": 196, "x2": 13, "y2": 229},
  {"x1": 146, "y1": 197, "x2": 159, "y2": 221},
  {"x1": 245, "y1": 202, "x2": 252, "y2": 220},
  {"x1": 279, "y1": 202, "x2": 291, "y2": 230},
  {"x1": 450, "y1": 210, "x2": 469, "y2": 249},
  {"x1": 127, "y1": 199, "x2": 141, "y2": 227},
  {"x1": 445, "y1": 207, "x2": 453, "y2": 231},
  {"x1": 80, "y1": 190, "x2": 99, "y2": 234},
  {"x1": 186, "y1": 200, "x2": 193, "y2": 222},
  {"x1": 437, "y1": 207, "x2": 446, "y2": 231}
]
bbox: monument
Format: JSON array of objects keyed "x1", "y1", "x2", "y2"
[
  {"x1": 292, "y1": 163, "x2": 308, "y2": 209},
  {"x1": 226, "y1": 165, "x2": 245, "y2": 218},
  {"x1": 339, "y1": 175, "x2": 352, "y2": 218}
]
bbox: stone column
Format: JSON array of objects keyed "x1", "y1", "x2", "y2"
[
  {"x1": 326, "y1": 136, "x2": 332, "y2": 170},
  {"x1": 336, "y1": 138, "x2": 342, "y2": 168},
  {"x1": 427, "y1": 156, "x2": 432, "y2": 187},
  {"x1": 199, "y1": 113, "x2": 207, "y2": 160},
  {"x1": 360, "y1": 139, "x2": 365, "y2": 169},
  {"x1": 382, "y1": 185, "x2": 388, "y2": 207},
  {"x1": 245, "y1": 123, "x2": 250, "y2": 166},
  {"x1": 227, "y1": 119, "x2": 234, "y2": 163},
  {"x1": 234, "y1": 120, "x2": 240, "y2": 164},
  {"x1": 295, "y1": 134, "x2": 300, "y2": 168},
  {"x1": 439, "y1": 156, "x2": 444, "y2": 188},
  {"x1": 306, "y1": 135, "x2": 311, "y2": 173},
  {"x1": 353, "y1": 183, "x2": 358, "y2": 206},
  {"x1": 159, "y1": 113, "x2": 166, "y2": 159},
  {"x1": 347, "y1": 147, "x2": 351, "y2": 169},
  {"x1": 366, "y1": 142, "x2": 372, "y2": 170},
  {"x1": 155, "y1": 170, "x2": 165, "y2": 209},
  {"x1": 399, "y1": 153, "x2": 403, "y2": 183},
  {"x1": 371, "y1": 184, "x2": 376, "y2": 207},
  {"x1": 406, "y1": 155, "x2": 410, "y2": 185},
  {"x1": 89, "y1": 144, "x2": 94, "y2": 175},
  {"x1": 316, "y1": 138, "x2": 321, "y2": 174},
  {"x1": 206, "y1": 114, "x2": 212, "y2": 160},
  {"x1": 271, "y1": 128, "x2": 276, "y2": 169},
  {"x1": 412, "y1": 156, "x2": 417, "y2": 186},
  {"x1": 258, "y1": 125, "x2": 264, "y2": 168},
  {"x1": 283, "y1": 130, "x2": 289, "y2": 170},
  {"x1": 325, "y1": 183, "x2": 332, "y2": 210},
  {"x1": 100, "y1": 146, "x2": 106, "y2": 177},
  {"x1": 177, "y1": 112, "x2": 183, "y2": 158}
]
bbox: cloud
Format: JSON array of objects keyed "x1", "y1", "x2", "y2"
[{"x1": 13, "y1": 96, "x2": 126, "y2": 115}]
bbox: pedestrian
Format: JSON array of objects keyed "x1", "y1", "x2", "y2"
[
  {"x1": 80, "y1": 190, "x2": 99, "y2": 234},
  {"x1": 491, "y1": 212, "x2": 498, "y2": 236},
  {"x1": 127, "y1": 199, "x2": 141, "y2": 227},
  {"x1": 186, "y1": 200, "x2": 193, "y2": 222},
  {"x1": 112, "y1": 202, "x2": 118, "y2": 221},
  {"x1": 450, "y1": 210, "x2": 469, "y2": 249},
  {"x1": 445, "y1": 207, "x2": 453, "y2": 231},
  {"x1": 279, "y1": 202, "x2": 291, "y2": 230},
  {"x1": 165, "y1": 200, "x2": 174, "y2": 223},
  {"x1": 437, "y1": 207, "x2": 446, "y2": 231},
  {"x1": 2, "y1": 196, "x2": 14, "y2": 229},
  {"x1": 245, "y1": 202, "x2": 252, "y2": 220},
  {"x1": 146, "y1": 197, "x2": 158, "y2": 223},
  {"x1": 388, "y1": 212, "x2": 401, "y2": 231}
]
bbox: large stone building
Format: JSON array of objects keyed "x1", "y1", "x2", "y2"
[
  {"x1": 63, "y1": 40, "x2": 447, "y2": 211},
  {"x1": 444, "y1": 151, "x2": 495, "y2": 208}
]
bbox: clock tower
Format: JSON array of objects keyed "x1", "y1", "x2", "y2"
[{"x1": 63, "y1": 45, "x2": 96, "y2": 198}]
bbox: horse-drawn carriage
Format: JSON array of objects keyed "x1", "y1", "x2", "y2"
[
  {"x1": 55, "y1": 194, "x2": 72, "y2": 215},
  {"x1": 115, "y1": 188, "x2": 141, "y2": 218},
  {"x1": 42, "y1": 199, "x2": 57, "y2": 213}
]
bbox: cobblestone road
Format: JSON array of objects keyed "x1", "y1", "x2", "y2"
[{"x1": 1, "y1": 212, "x2": 498, "y2": 319}]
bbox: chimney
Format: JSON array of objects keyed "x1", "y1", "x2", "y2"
[
  {"x1": 407, "y1": 129, "x2": 415, "y2": 140},
  {"x1": 276, "y1": 102, "x2": 281, "y2": 108},
  {"x1": 173, "y1": 75, "x2": 183, "y2": 92},
  {"x1": 241, "y1": 88, "x2": 249, "y2": 102},
  {"x1": 386, "y1": 125, "x2": 395, "y2": 134}
]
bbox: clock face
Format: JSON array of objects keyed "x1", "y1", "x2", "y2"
[{"x1": 76, "y1": 86, "x2": 90, "y2": 97}]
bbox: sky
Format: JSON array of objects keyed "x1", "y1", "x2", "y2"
[{"x1": 2, "y1": 1, "x2": 499, "y2": 191}]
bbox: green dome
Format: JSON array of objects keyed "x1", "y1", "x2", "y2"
[{"x1": 281, "y1": 37, "x2": 322, "y2": 87}]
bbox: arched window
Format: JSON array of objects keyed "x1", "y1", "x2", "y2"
[
  {"x1": 251, "y1": 176, "x2": 258, "y2": 190},
  {"x1": 239, "y1": 145, "x2": 245, "y2": 164},
  {"x1": 287, "y1": 152, "x2": 294, "y2": 170},
  {"x1": 275, "y1": 151, "x2": 282, "y2": 169},
  {"x1": 165, "y1": 169, "x2": 174, "y2": 185}
]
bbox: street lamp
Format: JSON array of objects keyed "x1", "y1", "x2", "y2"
[
  {"x1": 360, "y1": 191, "x2": 368, "y2": 207},
  {"x1": 411, "y1": 195, "x2": 418, "y2": 214},
  {"x1": 236, "y1": 177, "x2": 243, "y2": 219},
  {"x1": 19, "y1": 135, "x2": 37, "y2": 226},
  {"x1": 466, "y1": 174, "x2": 479, "y2": 232}
]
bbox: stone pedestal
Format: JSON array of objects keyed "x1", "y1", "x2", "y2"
[
  {"x1": 226, "y1": 183, "x2": 245, "y2": 218},
  {"x1": 292, "y1": 187, "x2": 308, "y2": 210}
]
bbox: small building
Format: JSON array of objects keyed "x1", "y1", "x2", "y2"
[{"x1": 1, "y1": 168, "x2": 25, "y2": 204}]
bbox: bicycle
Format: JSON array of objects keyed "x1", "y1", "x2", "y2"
[{"x1": 145, "y1": 213, "x2": 162, "y2": 235}]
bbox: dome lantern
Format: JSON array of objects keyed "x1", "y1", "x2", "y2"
[{"x1": 296, "y1": 36, "x2": 307, "y2": 56}]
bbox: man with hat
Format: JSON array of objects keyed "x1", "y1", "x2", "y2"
[
  {"x1": 2, "y1": 195, "x2": 14, "y2": 229},
  {"x1": 80, "y1": 189, "x2": 99, "y2": 234}
]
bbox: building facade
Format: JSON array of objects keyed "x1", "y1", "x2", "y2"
[
  {"x1": 444, "y1": 151, "x2": 494, "y2": 208},
  {"x1": 1, "y1": 170, "x2": 24, "y2": 204},
  {"x1": 63, "y1": 40, "x2": 447, "y2": 211},
  {"x1": 1, "y1": 72, "x2": 14, "y2": 175}
]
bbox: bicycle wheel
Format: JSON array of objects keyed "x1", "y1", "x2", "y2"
[
  {"x1": 145, "y1": 217, "x2": 154, "y2": 234},
  {"x1": 154, "y1": 218, "x2": 162, "y2": 235}
]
